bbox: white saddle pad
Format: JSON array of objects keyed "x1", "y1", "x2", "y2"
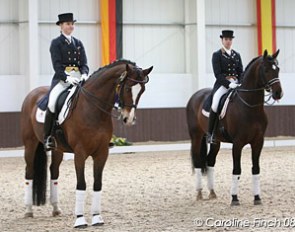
[
  {"x1": 36, "y1": 86, "x2": 77, "y2": 125},
  {"x1": 202, "y1": 91, "x2": 234, "y2": 119}
]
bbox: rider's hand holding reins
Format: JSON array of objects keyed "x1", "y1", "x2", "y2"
[
  {"x1": 81, "y1": 74, "x2": 89, "y2": 82},
  {"x1": 229, "y1": 82, "x2": 240, "y2": 89},
  {"x1": 66, "y1": 76, "x2": 80, "y2": 85}
]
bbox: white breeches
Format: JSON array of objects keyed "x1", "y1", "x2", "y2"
[
  {"x1": 211, "y1": 78, "x2": 238, "y2": 113},
  {"x1": 48, "y1": 71, "x2": 81, "y2": 113}
]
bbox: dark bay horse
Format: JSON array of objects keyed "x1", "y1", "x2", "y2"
[
  {"x1": 21, "y1": 59, "x2": 153, "y2": 228},
  {"x1": 186, "y1": 50, "x2": 282, "y2": 206}
]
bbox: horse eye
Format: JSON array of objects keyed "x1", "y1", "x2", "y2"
[{"x1": 272, "y1": 64, "x2": 277, "y2": 70}]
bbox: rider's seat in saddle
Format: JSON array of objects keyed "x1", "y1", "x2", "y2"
[
  {"x1": 202, "y1": 89, "x2": 235, "y2": 118},
  {"x1": 37, "y1": 86, "x2": 74, "y2": 119}
]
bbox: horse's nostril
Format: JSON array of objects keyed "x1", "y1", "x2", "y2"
[{"x1": 123, "y1": 117, "x2": 128, "y2": 123}]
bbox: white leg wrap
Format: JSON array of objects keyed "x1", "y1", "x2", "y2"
[
  {"x1": 91, "y1": 191, "x2": 102, "y2": 215},
  {"x1": 75, "y1": 190, "x2": 86, "y2": 216},
  {"x1": 230, "y1": 175, "x2": 240, "y2": 195},
  {"x1": 50, "y1": 179, "x2": 58, "y2": 205},
  {"x1": 24, "y1": 179, "x2": 33, "y2": 206},
  {"x1": 207, "y1": 166, "x2": 214, "y2": 190},
  {"x1": 252, "y1": 174, "x2": 260, "y2": 196},
  {"x1": 195, "y1": 168, "x2": 202, "y2": 191}
]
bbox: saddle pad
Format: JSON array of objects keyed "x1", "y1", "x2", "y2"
[
  {"x1": 36, "y1": 86, "x2": 77, "y2": 125},
  {"x1": 202, "y1": 90, "x2": 234, "y2": 119}
]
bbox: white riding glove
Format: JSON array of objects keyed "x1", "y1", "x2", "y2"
[
  {"x1": 229, "y1": 82, "x2": 240, "y2": 89},
  {"x1": 66, "y1": 76, "x2": 80, "y2": 85},
  {"x1": 81, "y1": 74, "x2": 89, "y2": 82}
]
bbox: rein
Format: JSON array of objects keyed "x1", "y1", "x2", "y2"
[{"x1": 77, "y1": 71, "x2": 149, "y2": 118}]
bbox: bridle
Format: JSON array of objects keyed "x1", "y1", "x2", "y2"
[
  {"x1": 115, "y1": 68, "x2": 149, "y2": 109},
  {"x1": 77, "y1": 68, "x2": 149, "y2": 118},
  {"x1": 235, "y1": 59, "x2": 281, "y2": 108}
]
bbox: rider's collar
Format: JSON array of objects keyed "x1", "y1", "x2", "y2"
[
  {"x1": 62, "y1": 32, "x2": 72, "y2": 43},
  {"x1": 222, "y1": 45, "x2": 232, "y2": 56}
]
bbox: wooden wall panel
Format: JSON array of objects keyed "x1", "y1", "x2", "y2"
[{"x1": 1, "y1": 106, "x2": 295, "y2": 147}]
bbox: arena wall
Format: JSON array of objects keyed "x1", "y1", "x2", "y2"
[{"x1": 0, "y1": 0, "x2": 294, "y2": 147}]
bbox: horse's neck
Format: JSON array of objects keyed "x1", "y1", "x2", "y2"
[
  {"x1": 84, "y1": 65, "x2": 124, "y2": 108},
  {"x1": 239, "y1": 61, "x2": 265, "y2": 105},
  {"x1": 241, "y1": 64, "x2": 260, "y2": 89}
]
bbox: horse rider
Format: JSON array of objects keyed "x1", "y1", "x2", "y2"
[
  {"x1": 207, "y1": 30, "x2": 243, "y2": 144},
  {"x1": 44, "y1": 13, "x2": 89, "y2": 151}
]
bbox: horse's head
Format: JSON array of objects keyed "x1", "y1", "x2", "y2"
[
  {"x1": 116, "y1": 64, "x2": 153, "y2": 126},
  {"x1": 261, "y1": 49, "x2": 283, "y2": 100}
]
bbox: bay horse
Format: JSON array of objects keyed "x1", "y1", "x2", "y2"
[
  {"x1": 21, "y1": 59, "x2": 153, "y2": 228},
  {"x1": 186, "y1": 50, "x2": 282, "y2": 206}
]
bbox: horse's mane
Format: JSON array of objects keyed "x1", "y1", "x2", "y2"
[
  {"x1": 244, "y1": 56, "x2": 261, "y2": 74},
  {"x1": 90, "y1": 59, "x2": 136, "y2": 78}
]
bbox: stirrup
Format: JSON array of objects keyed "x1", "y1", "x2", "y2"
[{"x1": 44, "y1": 136, "x2": 56, "y2": 151}]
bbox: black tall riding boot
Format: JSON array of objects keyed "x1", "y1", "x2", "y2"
[
  {"x1": 207, "y1": 110, "x2": 218, "y2": 144},
  {"x1": 44, "y1": 108, "x2": 56, "y2": 151}
]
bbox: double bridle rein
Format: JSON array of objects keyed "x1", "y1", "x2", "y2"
[{"x1": 78, "y1": 69, "x2": 149, "y2": 118}]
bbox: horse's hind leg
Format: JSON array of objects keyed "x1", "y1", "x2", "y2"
[
  {"x1": 207, "y1": 142, "x2": 220, "y2": 199},
  {"x1": 190, "y1": 133, "x2": 207, "y2": 200},
  {"x1": 50, "y1": 150, "x2": 63, "y2": 216},
  {"x1": 251, "y1": 139, "x2": 264, "y2": 205}
]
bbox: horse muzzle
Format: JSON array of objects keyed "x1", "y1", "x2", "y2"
[{"x1": 121, "y1": 108, "x2": 136, "y2": 126}]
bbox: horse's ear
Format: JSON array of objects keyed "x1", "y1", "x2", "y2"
[
  {"x1": 263, "y1": 49, "x2": 268, "y2": 60},
  {"x1": 143, "y1": 66, "x2": 153, "y2": 76},
  {"x1": 272, "y1": 49, "x2": 280, "y2": 59},
  {"x1": 126, "y1": 64, "x2": 131, "y2": 73}
]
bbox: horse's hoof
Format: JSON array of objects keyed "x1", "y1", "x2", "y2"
[
  {"x1": 196, "y1": 191, "x2": 203, "y2": 201},
  {"x1": 208, "y1": 190, "x2": 217, "y2": 199},
  {"x1": 92, "y1": 214, "x2": 104, "y2": 226},
  {"x1": 254, "y1": 195, "x2": 262, "y2": 205},
  {"x1": 254, "y1": 199, "x2": 262, "y2": 205},
  {"x1": 74, "y1": 216, "x2": 88, "y2": 228},
  {"x1": 24, "y1": 212, "x2": 33, "y2": 218},
  {"x1": 74, "y1": 224, "x2": 88, "y2": 229},
  {"x1": 52, "y1": 209, "x2": 62, "y2": 217},
  {"x1": 230, "y1": 200, "x2": 240, "y2": 206}
]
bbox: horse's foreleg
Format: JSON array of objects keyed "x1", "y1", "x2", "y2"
[
  {"x1": 73, "y1": 153, "x2": 87, "y2": 228},
  {"x1": 207, "y1": 142, "x2": 220, "y2": 199},
  {"x1": 91, "y1": 148, "x2": 108, "y2": 226},
  {"x1": 231, "y1": 143, "x2": 243, "y2": 206},
  {"x1": 251, "y1": 140, "x2": 263, "y2": 205},
  {"x1": 24, "y1": 141, "x2": 38, "y2": 218},
  {"x1": 50, "y1": 150, "x2": 63, "y2": 216}
]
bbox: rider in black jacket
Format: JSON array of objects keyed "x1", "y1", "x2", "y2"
[{"x1": 208, "y1": 30, "x2": 243, "y2": 144}]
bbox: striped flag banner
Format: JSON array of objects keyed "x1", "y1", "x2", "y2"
[
  {"x1": 256, "y1": 0, "x2": 276, "y2": 55},
  {"x1": 100, "y1": 0, "x2": 123, "y2": 66}
]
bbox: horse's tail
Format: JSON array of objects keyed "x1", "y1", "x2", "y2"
[
  {"x1": 200, "y1": 135, "x2": 208, "y2": 174},
  {"x1": 33, "y1": 142, "x2": 47, "y2": 206}
]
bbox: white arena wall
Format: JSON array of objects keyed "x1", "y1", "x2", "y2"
[{"x1": 0, "y1": 0, "x2": 294, "y2": 147}]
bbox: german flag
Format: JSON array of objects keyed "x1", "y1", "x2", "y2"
[
  {"x1": 256, "y1": 0, "x2": 276, "y2": 55},
  {"x1": 100, "y1": 0, "x2": 123, "y2": 66}
]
